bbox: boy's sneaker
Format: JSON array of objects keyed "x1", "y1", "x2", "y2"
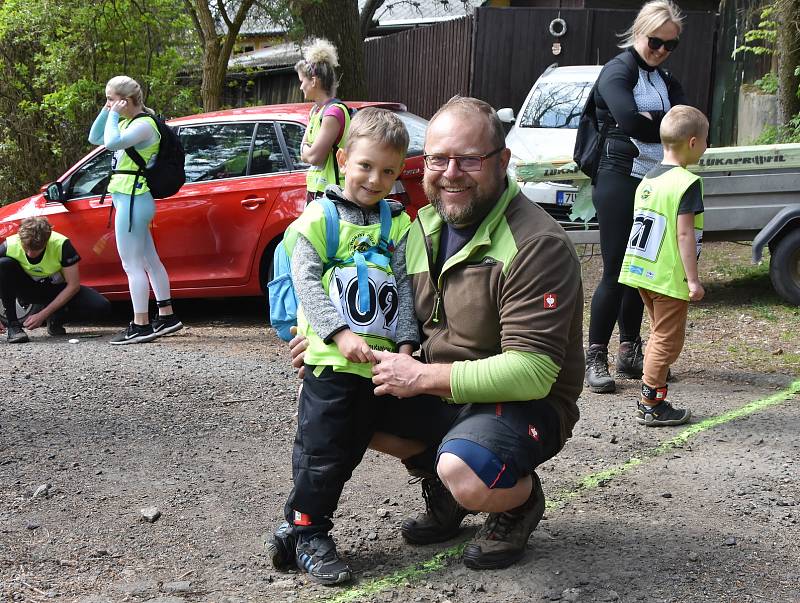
[
  {"x1": 47, "y1": 319, "x2": 67, "y2": 337},
  {"x1": 110, "y1": 322, "x2": 158, "y2": 345},
  {"x1": 616, "y1": 337, "x2": 644, "y2": 379},
  {"x1": 401, "y1": 476, "x2": 474, "y2": 544},
  {"x1": 585, "y1": 344, "x2": 615, "y2": 393},
  {"x1": 7, "y1": 322, "x2": 29, "y2": 344},
  {"x1": 636, "y1": 400, "x2": 691, "y2": 426},
  {"x1": 295, "y1": 532, "x2": 352, "y2": 585},
  {"x1": 265, "y1": 522, "x2": 297, "y2": 570},
  {"x1": 152, "y1": 313, "x2": 183, "y2": 337},
  {"x1": 463, "y1": 471, "x2": 545, "y2": 570}
]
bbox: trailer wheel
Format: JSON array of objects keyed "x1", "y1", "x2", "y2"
[{"x1": 769, "y1": 228, "x2": 800, "y2": 305}]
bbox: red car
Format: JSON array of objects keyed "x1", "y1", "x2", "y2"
[{"x1": 0, "y1": 102, "x2": 428, "y2": 310}]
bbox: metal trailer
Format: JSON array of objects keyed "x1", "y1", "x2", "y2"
[{"x1": 515, "y1": 144, "x2": 800, "y2": 306}]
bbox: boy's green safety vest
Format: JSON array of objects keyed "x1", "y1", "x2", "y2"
[
  {"x1": 6, "y1": 232, "x2": 68, "y2": 280},
  {"x1": 108, "y1": 116, "x2": 160, "y2": 196},
  {"x1": 283, "y1": 201, "x2": 410, "y2": 378},
  {"x1": 305, "y1": 101, "x2": 350, "y2": 194},
  {"x1": 619, "y1": 166, "x2": 704, "y2": 301}
]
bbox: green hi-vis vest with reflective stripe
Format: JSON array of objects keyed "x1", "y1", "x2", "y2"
[
  {"x1": 6, "y1": 232, "x2": 68, "y2": 280},
  {"x1": 283, "y1": 203, "x2": 411, "y2": 378},
  {"x1": 619, "y1": 166, "x2": 703, "y2": 301},
  {"x1": 107, "y1": 116, "x2": 160, "y2": 196},
  {"x1": 305, "y1": 102, "x2": 350, "y2": 194}
]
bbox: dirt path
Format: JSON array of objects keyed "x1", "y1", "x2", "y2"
[{"x1": 2, "y1": 244, "x2": 798, "y2": 603}]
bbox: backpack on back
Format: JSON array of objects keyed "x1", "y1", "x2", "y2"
[
  {"x1": 124, "y1": 113, "x2": 186, "y2": 199},
  {"x1": 572, "y1": 85, "x2": 611, "y2": 184},
  {"x1": 267, "y1": 197, "x2": 392, "y2": 342}
]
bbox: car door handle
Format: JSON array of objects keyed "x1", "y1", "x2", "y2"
[{"x1": 241, "y1": 197, "x2": 267, "y2": 209}]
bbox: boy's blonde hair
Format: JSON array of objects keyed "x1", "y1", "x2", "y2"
[
  {"x1": 660, "y1": 105, "x2": 709, "y2": 147},
  {"x1": 17, "y1": 216, "x2": 52, "y2": 250},
  {"x1": 618, "y1": 0, "x2": 684, "y2": 48},
  {"x1": 345, "y1": 107, "x2": 409, "y2": 156}
]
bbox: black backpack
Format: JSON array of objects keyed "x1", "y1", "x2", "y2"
[
  {"x1": 123, "y1": 113, "x2": 185, "y2": 199},
  {"x1": 572, "y1": 85, "x2": 611, "y2": 184}
]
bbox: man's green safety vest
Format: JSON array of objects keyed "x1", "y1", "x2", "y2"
[{"x1": 6, "y1": 231, "x2": 68, "y2": 280}]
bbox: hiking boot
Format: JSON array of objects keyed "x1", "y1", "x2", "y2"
[
  {"x1": 47, "y1": 319, "x2": 67, "y2": 337},
  {"x1": 152, "y1": 313, "x2": 183, "y2": 337},
  {"x1": 616, "y1": 337, "x2": 644, "y2": 379},
  {"x1": 636, "y1": 400, "x2": 691, "y2": 427},
  {"x1": 585, "y1": 344, "x2": 615, "y2": 393},
  {"x1": 295, "y1": 532, "x2": 352, "y2": 585},
  {"x1": 265, "y1": 521, "x2": 297, "y2": 570},
  {"x1": 463, "y1": 472, "x2": 545, "y2": 570},
  {"x1": 109, "y1": 322, "x2": 158, "y2": 345},
  {"x1": 401, "y1": 476, "x2": 473, "y2": 544},
  {"x1": 7, "y1": 322, "x2": 29, "y2": 344}
]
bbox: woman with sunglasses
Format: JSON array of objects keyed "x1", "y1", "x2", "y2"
[{"x1": 585, "y1": 0, "x2": 687, "y2": 393}]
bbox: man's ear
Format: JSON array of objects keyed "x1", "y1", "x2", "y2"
[{"x1": 336, "y1": 147, "x2": 347, "y2": 171}]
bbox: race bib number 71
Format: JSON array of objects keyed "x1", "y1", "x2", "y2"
[{"x1": 626, "y1": 209, "x2": 667, "y2": 262}]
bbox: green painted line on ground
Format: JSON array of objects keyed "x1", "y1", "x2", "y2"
[{"x1": 325, "y1": 380, "x2": 800, "y2": 603}]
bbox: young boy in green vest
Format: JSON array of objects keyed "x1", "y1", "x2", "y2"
[
  {"x1": 619, "y1": 105, "x2": 709, "y2": 427},
  {"x1": 267, "y1": 108, "x2": 418, "y2": 585}
]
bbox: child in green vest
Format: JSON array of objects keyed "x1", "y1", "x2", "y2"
[
  {"x1": 267, "y1": 107, "x2": 418, "y2": 585},
  {"x1": 618, "y1": 105, "x2": 709, "y2": 426}
]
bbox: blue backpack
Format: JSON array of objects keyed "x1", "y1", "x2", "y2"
[{"x1": 267, "y1": 198, "x2": 392, "y2": 342}]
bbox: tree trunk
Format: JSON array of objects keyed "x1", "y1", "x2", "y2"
[
  {"x1": 776, "y1": 0, "x2": 800, "y2": 123},
  {"x1": 201, "y1": 39, "x2": 224, "y2": 112},
  {"x1": 297, "y1": 0, "x2": 366, "y2": 100}
]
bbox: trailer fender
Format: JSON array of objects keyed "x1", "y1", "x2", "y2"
[{"x1": 751, "y1": 205, "x2": 800, "y2": 263}]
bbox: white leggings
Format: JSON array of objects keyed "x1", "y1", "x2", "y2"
[{"x1": 112, "y1": 192, "x2": 172, "y2": 314}]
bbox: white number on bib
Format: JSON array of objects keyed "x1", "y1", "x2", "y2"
[{"x1": 329, "y1": 265, "x2": 398, "y2": 340}]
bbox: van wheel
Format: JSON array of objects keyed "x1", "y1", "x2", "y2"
[
  {"x1": 0, "y1": 298, "x2": 43, "y2": 326},
  {"x1": 769, "y1": 228, "x2": 800, "y2": 306}
]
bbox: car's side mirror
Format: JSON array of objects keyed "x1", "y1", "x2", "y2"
[
  {"x1": 43, "y1": 182, "x2": 64, "y2": 203},
  {"x1": 497, "y1": 108, "x2": 516, "y2": 124}
]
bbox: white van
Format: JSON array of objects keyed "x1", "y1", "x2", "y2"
[{"x1": 498, "y1": 64, "x2": 602, "y2": 226}]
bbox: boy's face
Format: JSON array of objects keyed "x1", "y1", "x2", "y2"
[{"x1": 338, "y1": 138, "x2": 405, "y2": 209}]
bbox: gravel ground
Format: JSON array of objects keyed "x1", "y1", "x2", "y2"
[{"x1": 1, "y1": 243, "x2": 798, "y2": 603}]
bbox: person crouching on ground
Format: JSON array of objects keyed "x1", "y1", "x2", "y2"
[
  {"x1": 0, "y1": 216, "x2": 111, "y2": 343},
  {"x1": 266, "y1": 107, "x2": 419, "y2": 585},
  {"x1": 619, "y1": 104, "x2": 709, "y2": 426}
]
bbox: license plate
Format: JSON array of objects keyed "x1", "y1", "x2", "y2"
[{"x1": 556, "y1": 191, "x2": 576, "y2": 206}]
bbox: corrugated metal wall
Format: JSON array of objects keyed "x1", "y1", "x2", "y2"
[{"x1": 364, "y1": 17, "x2": 473, "y2": 119}]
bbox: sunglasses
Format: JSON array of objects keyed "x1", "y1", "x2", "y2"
[{"x1": 648, "y1": 36, "x2": 679, "y2": 52}]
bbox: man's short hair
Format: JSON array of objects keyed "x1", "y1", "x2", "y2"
[
  {"x1": 17, "y1": 216, "x2": 52, "y2": 250},
  {"x1": 428, "y1": 96, "x2": 506, "y2": 150},
  {"x1": 345, "y1": 107, "x2": 409, "y2": 156},
  {"x1": 660, "y1": 105, "x2": 709, "y2": 146}
]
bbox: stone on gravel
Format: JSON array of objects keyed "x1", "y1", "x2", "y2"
[
  {"x1": 562, "y1": 587, "x2": 581, "y2": 601},
  {"x1": 724, "y1": 537, "x2": 737, "y2": 546},
  {"x1": 661, "y1": 492, "x2": 673, "y2": 498},
  {"x1": 117, "y1": 580, "x2": 159, "y2": 596},
  {"x1": 162, "y1": 581, "x2": 192, "y2": 593},
  {"x1": 141, "y1": 506, "x2": 162, "y2": 523},
  {"x1": 142, "y1": 598, "x2": 186, "y2": 603},
  {"x1": 33, "y1": 483, "x2": 51, "y2": 498},
  {"x1": 377, "y1": 508, "x2": 389, "y2": 518},
  {"x1": 77, "y1": 597, "x2": 112, "y2": 603},
  {"x1": 26, "y1": 520, "x2": 40, "y2": 530},
  {"x1": 688, "y1": 551, "x2": 700, "y2": 562},
  {"x1": 601, "y1": 590, "x2": 620, "y2": 601}
]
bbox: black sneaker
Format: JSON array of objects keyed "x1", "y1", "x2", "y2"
[
  {"x1": 295, "y1": 532, "x2": 352, "y2": 585},
  {"x1": 110, "y1": 322, "x2": 157, "y2": 345},
  {"x1": 47, "y1": 319, "x2": 67, "y2": 337},
  {"x1": 616, "y1": 337, "x2": 644, "y2": 379},
  {"x1": 462, "y1": 472, "x2": 545, "y2": 570},
  {"x1": 265, "y1": 521, "x2": 297, "y2": 570},
  {"x1": 401, "y1": 476, "x2": 474, "y2": 544},
  {"x1": 7, "y1": 322, "x2": 29, "y2": 344},
  {"x1": 637, "y1": 400, "x2": 691, "y2": 426},
  {"x1": 152, "y1": 313, "x2": 183, "y2": 337},
  {"x1": 585, "y1": 344, "x2": 615, "y2": 393}
]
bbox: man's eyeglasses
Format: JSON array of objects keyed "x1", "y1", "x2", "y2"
[
  {"x1": 423, "y1": 146, "x2": 505, "y2": 172},
  {"x1": 647, "y1": 36, "x2": 679, "y2": 52}
]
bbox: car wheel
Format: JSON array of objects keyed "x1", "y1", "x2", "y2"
[
  {"x1": 769, "y1": 228, "x2": 800, "y2": 306},
  {"x1": 259, "y1": 239, "x2": 280, "y2": 297},
  {"x1": 0, "y1": 297, "x2": 43, "y2": 326}
]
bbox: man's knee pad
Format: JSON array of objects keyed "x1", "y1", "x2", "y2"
[
  {"x1": 438, "y1": 438, "x2": 517, "y2": 489},
  {"x1": 642, "y1": 383, "x2": 668, "y2": 401}
]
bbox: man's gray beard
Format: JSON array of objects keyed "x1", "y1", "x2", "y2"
[{"x1": 425, "y1": 179, "x2": 503, "y2": 227}]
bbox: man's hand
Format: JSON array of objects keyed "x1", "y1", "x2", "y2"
[
  {"x1": 372, "y1": 351, "x2": 427, "y2": 398},
  {"x1": 688, "y1": 280, "x2": 705, "y2": 302},
  {"x1": 23, "y1": 311, "x2": 47, "y2": 330},
  {"x1": 333, "y1": 329, "x2": 375, "y2": 364},
  {"x1": 288, "y1": 326, "x2": 308, "y2": 379}
]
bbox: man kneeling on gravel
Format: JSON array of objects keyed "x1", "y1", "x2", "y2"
[
  {"x1": 268, "y1": 96, "x2": 584, "y2": 575},
  {"x1": 0, "y1": 216, "x2": 110, "y2": 343}
]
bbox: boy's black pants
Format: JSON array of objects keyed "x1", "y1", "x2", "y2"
[
  {"x1": 0, "y1": 256, "x2": 110, "y2": 324},
  {"x1": 284, "y1": 365, "x2": 382, "y2": 534}
]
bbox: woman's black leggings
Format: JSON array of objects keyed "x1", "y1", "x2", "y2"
[{"x1": 588, "y1": 169, "x2": 644, "y2": 346}]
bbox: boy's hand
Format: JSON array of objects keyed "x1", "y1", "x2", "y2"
[
  {"x1": 688, "y1": 280, "x2": 705, "y2": 302},
  {"x1": 333, "y1": 329, "x2": 376, "y2": 364}
]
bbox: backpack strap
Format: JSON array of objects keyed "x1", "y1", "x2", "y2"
[{"x1": 315, "y1": 197, "x2": 340, "y2": 264}]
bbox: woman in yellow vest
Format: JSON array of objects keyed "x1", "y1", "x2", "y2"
[
  {"x1": 88, "y1": 75, "x2": 183, "y2": 344},
  {"x1": 295, "y1": 39, "x2": 351, "y2": 203}
]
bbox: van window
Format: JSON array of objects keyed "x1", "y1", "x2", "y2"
[{"x1": 520, "y1": 81, "x2": 594, "y2": 129}]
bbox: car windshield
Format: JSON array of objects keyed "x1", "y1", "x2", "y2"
[{"x1": 519, "y1": 80, "x2": 594, "y2": 129}]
